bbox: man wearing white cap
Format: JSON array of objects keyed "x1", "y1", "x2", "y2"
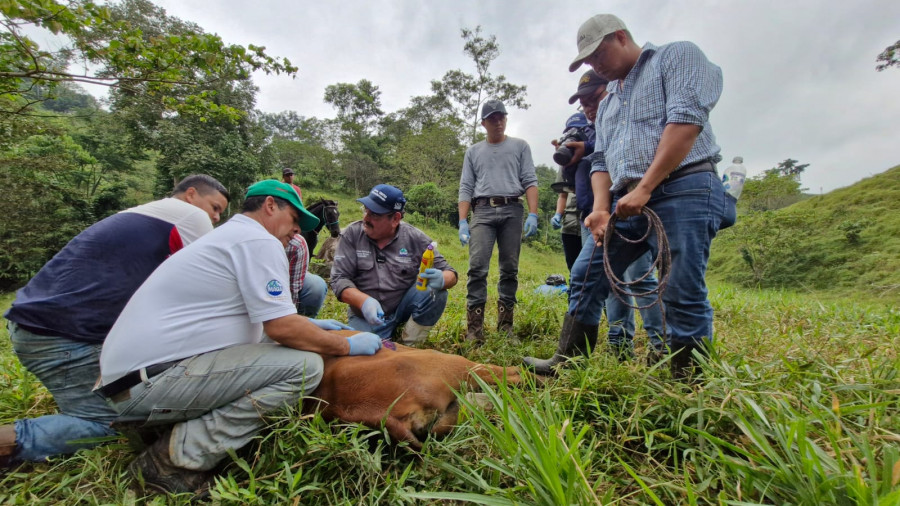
[{"x1": 525, "y1": 15, "x2": 735, "y2": 380}]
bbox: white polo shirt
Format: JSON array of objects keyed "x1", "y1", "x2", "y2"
[{"x1": 100, "y1": 214, "x2": 296, "y2": 384}]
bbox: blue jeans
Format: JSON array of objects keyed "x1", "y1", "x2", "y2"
[
  {"x1": 7, "y1": 321, "x2": 118, "y2": 463},
  {"x1": 578, "y1": 226, "x2": 664, "y2": 351},
  {"x1": 297, "y1": 273, "x2": 327, "y2": 318},
  {"x1": 568, "y1": 172, "x2": 735, "y2": 347},
  {"x1": 348, "y1": 284, "x2": 449, "y2": 340},
  {"x1": 111, "y1": 343, "x2": 323, "y2": 471},
  {"x1": 466, "y1": 202, "x2": 524, "y2": 308}
]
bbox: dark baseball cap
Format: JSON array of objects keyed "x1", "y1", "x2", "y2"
[
  {"x1": 480, "y1": 99, "x2": 507, "y2": 120},
  {"x1": 282, "y1": 167, "x2": 294, "y2": 176},
  {"x1": 568, "y1": 70, "x2": 609, "y2": 104},
  {"x1": 245, "y1": 180, "x2": 320, "y2": 231},
  {"x1": 357, "y1": 184, "x2": 406, "y2": 215}
]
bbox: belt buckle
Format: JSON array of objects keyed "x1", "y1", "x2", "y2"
[{"x1": 489, "y1": 197, "x2": 502, "y2": 207}]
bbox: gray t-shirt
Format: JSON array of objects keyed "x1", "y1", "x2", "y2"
[
  {"x1": 458, "y1": 136, "x2": 538, "y2": 202},
  {"x1": 330, "y1": 221, "x2": 455, "y2": 316}
]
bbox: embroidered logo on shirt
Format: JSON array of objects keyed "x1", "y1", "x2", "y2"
[
  {"x1": 266, "y1": 280, "x2": 284, "y2": 296},
  {"x1": 399, "y1": 248, "x2": 408, "y2": 257}
]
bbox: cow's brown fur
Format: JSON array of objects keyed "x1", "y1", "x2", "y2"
[{"x1": 304, "y1": 330, "x2": 522, "y2": 450}]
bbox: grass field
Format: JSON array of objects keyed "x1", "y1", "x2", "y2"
[{"x1": 1, "y1": 194, "x2": 899, "y2": 504}]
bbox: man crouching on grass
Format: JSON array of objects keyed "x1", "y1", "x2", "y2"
[{"x1": 96, "y1": 180, "x2": 382, "y2": 496}]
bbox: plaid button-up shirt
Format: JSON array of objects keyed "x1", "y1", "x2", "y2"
[
  {"x1": 285, "y1": 234, "x2": 310, "y2": 307},
  {"x1": 590, "y1": 41, "x2": 723, "y2": 192}
]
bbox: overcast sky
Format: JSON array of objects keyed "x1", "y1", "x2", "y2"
[{"x1": 148, "y1": 0, "x2": 900, "y2": 193}]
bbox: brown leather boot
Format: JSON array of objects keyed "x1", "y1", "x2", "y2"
[
  {"x1": 129, "y1": 430, "x2": 212, "y2": 496},
  {"x1": 465, "y1": 305, "x2": 485, "y2": 345},
  {"x1": 497, "y1": 301, "x2": 515, "y2": 341},
  {"x1": 0, "y1": 424, "x2": 16, "y2": 468}
]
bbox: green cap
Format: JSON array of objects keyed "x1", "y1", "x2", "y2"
[{"x1": 245, "y1": 180, "x2": 320, "y2": 231}]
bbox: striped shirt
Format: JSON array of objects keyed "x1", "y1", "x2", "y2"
[{"x1": 590, "y1": 41, "x2": 723, "y2": 192}]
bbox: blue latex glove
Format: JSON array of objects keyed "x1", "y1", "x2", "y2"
[
  {"x1": 361, "y1": 297, "x2": 385, "y2": 326},
  {"x1": 346, "y1": 332, "x2": 382, "y2": 355},
  {"x1": 550, "y1": 213, "x2": 562, "y2": 229},
  {"x1": 309, "y1": 318, "x2": 353, "y2": 331},
  {"x1": 524, "y1": 213, "x2": 539, "y2": 237},
  {"x1": 419, "y1": 268, "x2": 445, "y2": 292},
  {"x1": 459, "y1": 219, "x2": 470, "y2": 246}
]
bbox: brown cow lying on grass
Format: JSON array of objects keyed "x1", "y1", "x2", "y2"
[{"x1": 304, "y1": 330, "x2": 524, "y2": 450}]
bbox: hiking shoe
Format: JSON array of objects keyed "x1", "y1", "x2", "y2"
[{"x1": 129, "y1": 430, "x2": 212, "y2": 496}]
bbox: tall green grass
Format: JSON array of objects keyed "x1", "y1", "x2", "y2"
[{"x1": 2, "y1": 193, "x2": 899, "y2": 504}]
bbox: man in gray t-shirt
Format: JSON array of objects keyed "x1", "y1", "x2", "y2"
[
  {"x1": 332, "y1": 184, "x2": 457, "y2": 345},
  {"x1": 458, "y1": 99, "x2": 538, "y2": 345}
]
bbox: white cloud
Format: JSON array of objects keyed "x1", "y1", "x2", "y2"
[{"x1": 152, "y1": 0, "x2": 900, "y2": 192}]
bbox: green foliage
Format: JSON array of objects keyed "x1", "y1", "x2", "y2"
[
  {"x1": 431, "y1": 26, "x2": 529, "y2": 144},
  {"x1": 740, "y1": 159, "x2": 808, "y2": 212},
  {"x1": 0, "y1": 0, "x2": 296, "y2": 119},
  {"x1": 404, "y1": 183, "x2": 455, "y2": 223},
  {"x1": 710, "y1": 164, "x2": 900, "y2": 298},
  {"x1": 876, "y1": 39, "x2": 900, "y2": 71}
]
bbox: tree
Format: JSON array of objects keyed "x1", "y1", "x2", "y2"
[
  {"x1": 741, "y1": 170, "x2": 805, "y2": 212},
  {"x1": 1, "y1": 0, "x2": 296, "y2": 118},
  {"x1": 431, "y1": 26, "x2": 529, "y2": 144},
  {"x1": 391, "y1": 123, "x2": 465, "y2": 189},
  {"x1": 771, "y1": 158, "x2": 808, "y2": 179},
  {"x1": 876, "y1": 40, "x2": 899, "y2": 71},
  {"x1": 324, "y1": 80, "x2": 387, "y2": 194}
]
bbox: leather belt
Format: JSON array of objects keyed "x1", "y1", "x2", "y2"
[
  {"x1": 473, "y1": 196, "x2": 521, "y2": 207},
  {"x1": 667, "y1": 159, "x2": 717, "y2": 181},
  {"x1": 616, "y1": 160, "x2": 717, "y2": 196},
  {"x1": 95, "y1": 359, "x2": 182, "y2": 400}
]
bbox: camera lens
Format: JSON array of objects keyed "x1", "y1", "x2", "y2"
[{"x1": 553, "y1": 146, "x2": 573, "y2": 166}]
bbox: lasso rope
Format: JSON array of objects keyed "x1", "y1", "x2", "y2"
[{"x1": 572, "y1": 207, "x2": 671, "y2": 339}]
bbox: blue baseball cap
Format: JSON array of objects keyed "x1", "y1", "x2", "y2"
[{"x1": 357, "y1": 184, "x2": 406, "y2": 214}]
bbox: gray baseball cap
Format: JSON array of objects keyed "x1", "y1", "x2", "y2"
[
  {"x1": 569, "y1": 14, "x2": 627, "y2": 72},
  {"x1": 480, "y1": 99, "x2": 507, "y2": 120}
]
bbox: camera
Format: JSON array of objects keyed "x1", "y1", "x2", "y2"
[{"x1": 553, "y1": 113, "x2": 591, "y2": 166}]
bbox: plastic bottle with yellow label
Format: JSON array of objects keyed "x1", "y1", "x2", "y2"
[{"x1": 415, "y1": 243, "x2": 436, "y2": 291}]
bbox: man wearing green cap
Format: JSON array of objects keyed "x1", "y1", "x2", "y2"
[{"x1": 96, "y1": 180, "x2": 383, "y2": 496}]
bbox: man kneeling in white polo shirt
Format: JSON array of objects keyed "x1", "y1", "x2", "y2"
[{"x1": 97, "y1": 180, "x2": 382, "y2": 496}]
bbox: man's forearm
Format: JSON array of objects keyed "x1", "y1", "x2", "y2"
[
  {"x1": 264, "y1": 315, "x2": 351, "y2": 356},
  {"x1": 458, "y1": 201, "x2": 471, "y2": 222},
  {"x1": 525, "y1": 185, "x2": 538, "y2": 214},
  {"x1": 338, "y1": 286, "x2": 371, "y2": 313},
  {"x1": 591, "y1": 171, "x2": 613, "y2": 213}
]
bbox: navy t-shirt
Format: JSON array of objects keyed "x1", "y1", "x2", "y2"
[{"x1": 4, "y1": 213, "x2": 183, "y2": 344}]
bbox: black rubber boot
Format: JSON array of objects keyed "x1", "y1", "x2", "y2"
[
  {"x1": 522, "y1": 313, "x2": 599, "y2": 376},
  {"x1": 670, "y1": 341, "x2": 708, "y2": 383},
  {"x1": 465, "y1": 305, "x2": 485, "y2": 345}
]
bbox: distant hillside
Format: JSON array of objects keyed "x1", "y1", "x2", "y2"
[{"x1": 708, "y1": 165, "x2": 900, "y2": 300}]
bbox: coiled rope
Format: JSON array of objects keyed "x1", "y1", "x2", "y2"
[{"x1": 572, "y1": 207, "x2": 671, "y2": 338}]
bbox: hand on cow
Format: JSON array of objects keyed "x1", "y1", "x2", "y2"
[
  {"x1": 458, "y1": 219, "x2": 470, "y2": 246},
  {"x1": 309, "y1": 318, "x2": 353, "y2": 331},
  {"x1": 419, "y1": 268, "x2": 445, "y2": 292},
  {"x1": 361, "y1": 297, "x2": 385, "y2": 326},
  {"x1": 523, "y1": 213, "x2": 539, "y2": 237},
  {"x1": 346, "y1": 332, "x2": 382, "y2": 355}
]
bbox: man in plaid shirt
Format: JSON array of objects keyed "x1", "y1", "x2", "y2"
[{"x1": 286, "y1": 234, "x2": 327, "y2": 317}]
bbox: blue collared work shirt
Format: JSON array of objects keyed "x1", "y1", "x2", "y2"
[{"x1": 590, "y1": 41, "x2": 723, "y2": 192}]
